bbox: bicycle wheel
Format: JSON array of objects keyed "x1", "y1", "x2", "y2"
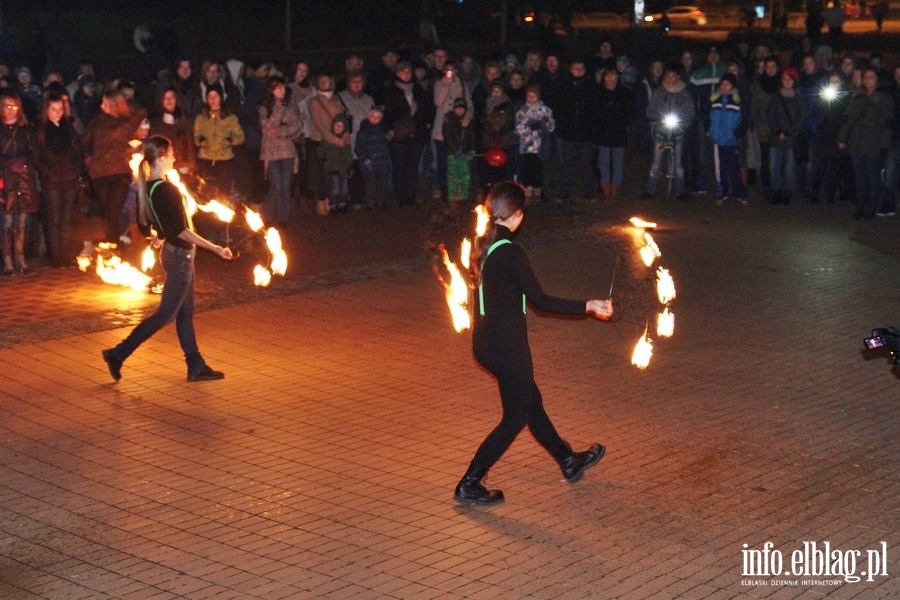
[{"x1": 664, "y1": 146, "x2": 675, "y2": 200}]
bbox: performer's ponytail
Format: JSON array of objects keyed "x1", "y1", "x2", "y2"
[
  {"x1": 136, "y1": 135, "x2": 172, "y2": 227},
  {"x1": 468, "y1": 181, "x2": 526, "y2": 285}
]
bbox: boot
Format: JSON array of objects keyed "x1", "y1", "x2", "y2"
[
  {"x1": 553, "y1": 441, "x2": 606, "y2": 483},
  {"x1": 315, "y1": 199, "x2": 330, "y2": 216},
  {"x1": 454, "y1": 461, "x2": 504, "y2": 504}
]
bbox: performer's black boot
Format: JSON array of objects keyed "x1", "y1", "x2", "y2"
[
  {"x1": 454, "y1": 461, "x2": 504, "y2": 504},
  {"x1": 553, "y1": 441, "x2": 606, "y2": 483}
]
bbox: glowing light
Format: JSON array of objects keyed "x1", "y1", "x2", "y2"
[
  {"x1": 141, "y1": 246, "x2": 156, "y2": 272},
  {"x1": 460, "y1": 238, "x2": 472, "y2": 269},
  {"x1": 438, "y1": 244, "x2": 471, "y2": 332},
  {"x1": 656, "y1": 267, "x2": 676, "y2": 304},
  {"x1": 640, "y1": 232, "x2": 662, "y2": 267},
  {"x1": 631, "y1": 326, "x2": 653, "y2": 369},
  {"x1": 474, "y1": 204, "x2": 489, "y2": 238},
  {"x1": 663, "y1": 113, "x2": 679, "y2": 130},
  {"x1": 657, "y1": 307, "x2": 675, "y2": 338},
  {"x1": 629, "y1": 216, "x2": 657, "y2": 229},
  {"x1": 245, "y1": 206, "x2": 265, "y2": 232},
  {"x1": 253, "y1": 265, "x2": 272, "y2": 287}
]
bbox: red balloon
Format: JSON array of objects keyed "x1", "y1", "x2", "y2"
[{"x1": 484, "y1": 147, "x2": 507, "y2": 168}]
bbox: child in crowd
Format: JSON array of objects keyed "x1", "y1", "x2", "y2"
[
  {"x1": 709, "y1": 73, "x2": 748, "y2": 205},
  {"x1": 354, "y1": 106, "x2": 395, "y2": 209},
  {"x1": 320, "y1": 114, "x2": 353, "y2": 212},
  {"x1": 442, "y1": 97, "x2": 475, "y2": 203}
]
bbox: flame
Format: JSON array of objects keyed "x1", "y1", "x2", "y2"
[
  {"x1": 245, "y1": 206, "x2": 265, "y2": 232},
  {"x1": 656, "y1": 267, "x2": 676, "y2": 304},
  {"x1": 197, "y1": 199, "x2": 235, "y2": 223},
  {"x1": 264, "y1": 227, "x2": 288, "y2": 276},
  {"x1": 629, "y1": 216, "x2": 657, "y2": 229},
  {"x1": 253, "y1": 265, "x2": 272, "y2": 287},
  {"x1": 657, "y1": 307, "x2": 675, "y2": 338},
  {"x1": 76, "y1": 255, "x2": 92, "y2": 271},
  {"x1": 128, "y1": 139, "x2": 143, "y2": 149},
  {"x1": 631, "y1": 326, "x2": 653, "y2": 369},
  {"x1": 460, "y1": 238, "x2": 472, "y2": 269},
  {"x1": 141, "y1": 246, "x2": 156, "y2": 272},
  {"x1": 639, "y1": 232, "x2": 662, "y2": 267},
  {"x1": 165, "y1": 169, "x2": 198, "y2": 217},
  {"x1": 438, "y1": 245, "x2": 471, "y2": 332},
  {"x1": 474, "y1": 204, "x2": 489, "y2": 238},
  {"x1": 129, "y1": 152, "x2": 143, "y2": 179},
  {"x1": 95, "y1": 253, "x2": 153, "y2": 292}
]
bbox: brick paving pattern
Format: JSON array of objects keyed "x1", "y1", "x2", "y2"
[{"x1": 0, "y1": 199, "x2": 897, "y2": 599}]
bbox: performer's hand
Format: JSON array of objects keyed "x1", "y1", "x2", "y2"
[
  {"x1": 217, "y1": 246, "x2": 234, "y2": 261},
  {"x1": 586, "y1": 298, "x2": 613, "y2": 320}
]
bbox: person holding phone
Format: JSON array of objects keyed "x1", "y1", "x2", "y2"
[
  {"x1": 454, "y1": 181, "x2": 613, "y2": 505},
  {"x1": 102, "y1": 136, "x2": 233, "y2": 383}
]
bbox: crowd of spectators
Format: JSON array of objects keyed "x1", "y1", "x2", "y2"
[{"x1": 0, "y1": 21, "x2": 897, "y2": 276}]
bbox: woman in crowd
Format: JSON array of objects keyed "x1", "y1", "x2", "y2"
[
  {"x1": 481, "y1": 82, "x2": 516, "y2": 187},
  {"x1": 0, "y1": 90, "x2": 38, "y2": 275},
  {"x1": 289, "y1": 60, "x2": 314, "y2": 203},
  {"x1": 149, "y1": 87, "x2": 196, "y2": 174},
  {"x1": 35, "y1": 91, "x2": 84, "y2": 268},
  {"x1": 838, "y1": 67, "x2": 895, "y2": 219},
  {"x1": 454, "y1": 181, "x2": 613, "y2": 505},
  {"x1": 193, "y1": 85, "x2": 245, "y2": 199},
  {"x1": 83, "y1": 88, "x2": 142, "y2": 243},
  {"x1": 766, "y1": 67, "x2": 807, "y2": 205},
  {"x1": 258, "y1": 76, "x2": 301, "y2": 226},
  {"x1": 593, "y1": 68, "x2": 634, "y2": 201},
  {"x1": 102, "y1": 135, "x2": 233, "y2": 383}
]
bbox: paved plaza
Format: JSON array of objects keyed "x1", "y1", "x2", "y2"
[{"x1": 0, "y1": 196, "x2": 897, "y2": 599}]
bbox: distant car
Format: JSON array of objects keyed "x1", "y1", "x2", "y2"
[
  {"x1": 570, "y1": 12, "x2": 629, "y2": 31},
  {"x1": 645, "y1": 5, "x2": 708, "y2": 28}
]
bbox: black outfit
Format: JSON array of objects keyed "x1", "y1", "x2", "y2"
[
  {"x1": 35, "y1": 118, "x2": 84, "y2": 267},
  {"x1": 471, "y1": 225, "x2": 585, "y2": 469}
]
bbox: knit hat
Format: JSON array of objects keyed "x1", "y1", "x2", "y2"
[
  {"x1": 719, "y1": 73, "x2": 737, "y2": 87},
  {"x1": 369, "y1": 104, "x2": 384, "y2": 115},
  {"x1": 395, "y1": 60, "x2": 412, "y2": 72},
  {"x1": 15, "y1": 66, "x2": 31, "y2": 79},
  {"x1": 452, "y1": 97, "x2": 467, "y2": 109}
]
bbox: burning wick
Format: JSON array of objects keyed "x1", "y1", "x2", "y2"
[
  {"x1": 640, "y1": 233, "x2": 662, "y2": 267},
  {"x1": 474, "y1": 204, "x2": 489, "y2": 238},
  {"x1": 657, "y1": 307, "x2": 675, "y2": 338},
  {"x1": 631, "y1": 326, "x2": 653, "y2": 369},
  {"x1": 656, "y1": 267, "x2": 676, "y2": 305},
  {"x1": 629, "y1": 216, "x2": 657, "y2": 230}
]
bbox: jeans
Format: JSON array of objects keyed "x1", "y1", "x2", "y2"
[
  {"x1": 851, "y1": 153, "x2": 883, "y2": 218},
  {"x1": 596, "y1": 145, "x2": 625, "y2": 185},
  {"x1": 646, "y1": 136, "x2": 685, "y2": 196},
  {"x1": 110, "y1": 243, "x2": 204, "y2": 372},
  {"x1": 362, "y1": 165, "x2": 395, "y2": 207},
  {"x1": 264, "y1": 158, "x2": 294, "y2": 224},
  {"x1": 769, "y1": 146, "x2": 796, "y2": 192},
  {"x1": 327, "y1": 172, "x2": 349, "y2": 208}
]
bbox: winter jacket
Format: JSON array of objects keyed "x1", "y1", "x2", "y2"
[
  {"x1": 0, "y1": 122, "x2": 38, "y2": 212},
  {"x1": 383, "y1": 80, "x2": 428, "y2": 143},
  {"x1": 82, "y1": 112, "x2": 142, "y2": 179},
  {"x1": 320, "y1": 115, "x2": 353, "y2": 173},
  {"x1": 767, "y1": 89, "x2": 808, "y2": 150},
  {"x1": 482, "y1": 95, "x2": 516, "y2": 149},
  {"x1": 308, "y1": 93, "x2": 345, "y2": 144},
  {"x1": 149, "y1": 113, "x2": 196, "y2": 171},
  {"x1": 337, "y1": 90, "x2": 374, "y2": 150},
  {"x1": 35, "y1": 118, "x2": 84, "y2": 186},
  {"x1": 592, "y1": 85, "x2": 634, "y2": 147},
  {"x1": 442, "y1": 111, "x2": 475, "y2": 156},
  {"x1": 838, "y1": 89, "x2": 895, "y2": 155},
  {"x1": 354, "y1": 119, "x2": 392, "y2": 174},
  {"x1": 708, "y1": 91, "x2": 746, "y2": 147},
  {"x1": 647, "y1": 80, "x2": 696, "y2": 139},
  {"x1": 750, "y1": 74, "x2": 780, "y2": 143},
  {"x1": 555, "y1": 75, "x2": 597, "y2": 142},
  {"x1": 258, "y1": 100, "x2": 302, "y2": 168},
  {"x1": 432, "y1": 77, "x2": 471, "y2": 141},
  {"x1": 193, "y1": 109, "x2": 244, "y2": 162},
  {"x1": 515, "y1": 101, "x2": 555, "y2": 157},
  {"x1": 690, "y1": 62, "x2": 727, "y2": 127}
]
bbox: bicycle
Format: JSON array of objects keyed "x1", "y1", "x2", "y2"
[{"x1": 655, "y1": 114, "x2": 681, "y2": 200}]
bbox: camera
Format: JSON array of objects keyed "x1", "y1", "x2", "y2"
[{"x1": 863, "y1": 327, "x2": 900, "y2": 364}]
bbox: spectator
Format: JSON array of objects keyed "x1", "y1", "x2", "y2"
[
  {"x1": 751, "y1": 55, "x2": 781, "y2": 200},
  {"x1": 515, "y1": 84, "x2": 554, "y2": 203},
  {"x1": 35, "y1": 91, "x2": 84, "y2": 268},
  {"x1": 810, "y1": 72, "x2": 849, "y2": 204},
  {"x1": 535, "y1": 53, "x2": 565, "y2": 202},
  {"x1": 523, "y1": 50, "x2": 543, "y2": 84},
  {"x1": 767, "y1": 67, "x2": 808, "y2": 205},
  {"x1": 0, "y1": 90, "x2": 37, "y2": 275},
  {"x1": 555, "y1": 59, "x2": 597, "y2": 201},
  {"x1": 689, "y1": 45, "x2": 727, "y2": 195},
  {"x1": 838, "y1": 67, "x2": 894, "y2": 219},
  {"x1": 320, "y1": 114, "x2": 353, "y2": 213},
  {"x1": 370, "y1": 47, "x2": 400, "y2": 104},
  {"x1": 592, "y1": 69, "x2": 633, "y2": 202},
  {"x1": 193, "y1": 85, "x2": 245, "y2": 200},
  {"x1": 878, "y1": 66, "x2": 900, "y2": 216},
  {"x1": 354, "y1": 105, "x2": 394, "y2": 209},
  {"x1": 83, "y1": 88, "x2": 142, "y2": 243},
  {"x1": 288, "y1": 60, "x2": 314, "y2": 204},
  {"x1": 149, "y1": 87, "x2": 196, "y2": 174},
  {"x1": 709, "y1": 73, "x2": 748, "y2": 206},
  {"x1": 480, "y1": 82, "x2": 516, "y2": 188},
  {"x1": 258, "y1": 76, "x2": 301, "y2": 226},
  {"x1": 73, "y1": 74, "x2": 100, "y2": 127},
  {"x1": 797, "y1": 55, "x2": 824, "y2": 199},
  {"x1": 308, "y1": 74, "x2": 346, "y2": 215},
  {"x1": 431, "y1": 61, "x2": 471, "y2": 201},
  {"x1": 337, "y1": 71, "x2": 374, "y2": 153},
  {"x1": 156, "y1": 57, "x2": 202, "y2": 118},
  {"x1": 442, "y1": 97, "x2": 475, "y2": 203},
  {"x1": 635, "y1": 60, "x2": 664, "y2": 155},
  {"x1": 642, "y1": 64, "x2": 695, "y2": 200},
  {"x1": 15, "y1": 66, "x2": 41, "y2": 123},
  {"x1": 382, "y1": 61, "x2": 427, "y2": 206}
]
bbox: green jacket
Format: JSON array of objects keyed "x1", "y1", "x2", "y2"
[{"x1": 193, "y1": 110, "x2": 245, "y2": 162}]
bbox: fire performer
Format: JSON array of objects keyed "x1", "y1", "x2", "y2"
[
  {"x1": 455, "y1": 181, "x2": 613, "y2": 505},
  {"x1": 102, "y1": 136, "x2": 233, "y2": 383}
]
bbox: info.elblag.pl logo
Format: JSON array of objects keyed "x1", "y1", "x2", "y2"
[{"x1": 741, "y1": 541, "x2": 889, "y2": 586}]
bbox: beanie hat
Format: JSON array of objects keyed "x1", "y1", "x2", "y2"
[{"x1": 782, "y1": 67, "x2": 799, "y2": 82}]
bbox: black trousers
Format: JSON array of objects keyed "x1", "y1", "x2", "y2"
[{"x1": 472, "y1": 345, "x2": 565, "y2": 469}]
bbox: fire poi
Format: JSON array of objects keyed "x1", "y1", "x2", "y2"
[{"x1": 78, "y1": 143, "x2": 288, "y2": 290}]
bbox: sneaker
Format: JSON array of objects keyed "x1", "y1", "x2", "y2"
[
  {"x1": 187, "y1": 365, "x2": 225, "y2": 382},
  {"x1": 102, "y1": 349, "x2": 122, "y2": 381}
]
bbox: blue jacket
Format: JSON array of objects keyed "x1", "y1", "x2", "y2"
[
  {"x1": 354, "y1": 119, "x2": 392, "y2": 174},
  {"x1": 708, "y1": 91, "x2": 745, "y2": 147}
]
